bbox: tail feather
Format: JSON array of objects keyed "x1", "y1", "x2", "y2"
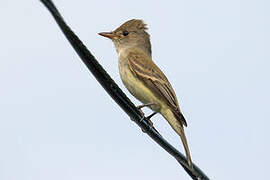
[
  {"x1": 161, "y1": 108, "x2": 192, "y2": 167},
  {"x1": 178, "y1": 125, "x2": 192, "y2": 167}
]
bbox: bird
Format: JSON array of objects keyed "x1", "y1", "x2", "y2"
[{"x1": 98, "y1": 19, "x2": 192, "y2": 167}]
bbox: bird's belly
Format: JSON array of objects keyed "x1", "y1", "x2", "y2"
[{"x1": 119, "y1": 64, "x2": 162, "y2": 112}]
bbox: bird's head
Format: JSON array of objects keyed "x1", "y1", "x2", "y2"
[{"x1": 99, "y1": 19, "x2": 151, "y2": 55}]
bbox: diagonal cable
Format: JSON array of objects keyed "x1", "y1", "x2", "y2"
[{"x1": 39, "y1": 0, "x2": 210, "y2": 179}]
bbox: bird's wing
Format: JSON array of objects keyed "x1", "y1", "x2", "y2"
[{"x1": 128, "y1": 51, "x2": 187, "y2": 126}]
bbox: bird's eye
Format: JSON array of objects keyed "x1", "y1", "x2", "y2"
[{"x1": 122, "y1": 30, "x2": 129, "y2": 36}]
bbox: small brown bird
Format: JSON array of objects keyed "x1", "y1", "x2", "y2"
[{"x1": 99, "y1": 19, "x2": 192, "y2": 167}]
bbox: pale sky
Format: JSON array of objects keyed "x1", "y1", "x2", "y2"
[{"x1": 0, "y1": 0, "x2": 269, "y2": 179}]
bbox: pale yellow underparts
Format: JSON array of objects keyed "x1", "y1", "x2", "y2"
[{"x1": 118, "y1": 47, "x2": 164, "y2": 112}]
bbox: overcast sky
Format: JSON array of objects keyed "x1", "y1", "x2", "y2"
[{"x1": 0, "y1": 0, "x2": 269, "y2": 179}]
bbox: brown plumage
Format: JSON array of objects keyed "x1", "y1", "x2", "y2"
[
  {"x1": 99, "y1": 19, "x2": 192, "y2": 167},
  {"x1": 127, "y1": 51, "x2": 187, "y2": 126}
]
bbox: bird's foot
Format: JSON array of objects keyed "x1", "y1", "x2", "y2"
[
  {"x1": 132, "y1": 103, "x2": 160, "y2": 135},
  {"x1": 139, "y1": 111, "x2": 156, "y2": 125},
  {"x1": 136, "y1": 102, "x2": 157, "y2": 123},
  {"x1": 147, "y1": 112, "x2": 157, "y2": 120},
  {"x1": 140, "y1": 112, "x2": 160, "y2": 135}
]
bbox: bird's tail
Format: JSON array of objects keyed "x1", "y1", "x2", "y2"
[{"x1": 161, "y1": 108, "x2": 192, "y2": 167}]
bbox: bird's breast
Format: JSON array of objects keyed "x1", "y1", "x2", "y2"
[{"x1": 118, "y1": 57, "x2": 162, "y2": 112}]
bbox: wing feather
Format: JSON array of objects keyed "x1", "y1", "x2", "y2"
[{"x1": 128, "y1": 52, "x2": 187, "y2": 126}]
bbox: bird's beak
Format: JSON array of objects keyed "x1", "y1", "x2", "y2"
[{"x1": 98, "y1": 32, "x2": 117, "y2": 39}]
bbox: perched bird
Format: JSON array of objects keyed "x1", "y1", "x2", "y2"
[{"x1": 99, "y1": 19, "x2": 192, "y2": 167}]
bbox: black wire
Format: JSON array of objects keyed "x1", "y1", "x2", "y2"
[{"x1": 39, "y1": 0, "x2": 210, "y2": 179}]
